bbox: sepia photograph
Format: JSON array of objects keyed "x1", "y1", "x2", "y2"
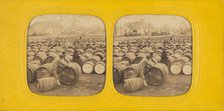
[
  {"x1": 113, "y1": 15, "x2": 192, "y2": 96},
  {"x1": 27, "y1": 15, "x2": 106, "y2": 96}
]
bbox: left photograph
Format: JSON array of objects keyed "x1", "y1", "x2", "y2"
[{"x1": 27, "y1": 15, "x2": 106, "y2": 96}]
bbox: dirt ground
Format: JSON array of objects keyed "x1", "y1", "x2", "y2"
[
  {"x1": 29, "y1": 74, "x2": 105, "y2": 96},
  {"x1": 115, "y1": 74, "x2": 192, "y2": 96},
  {"x1": 29, "y1": 73, "x2": 191, "y2": 96}
]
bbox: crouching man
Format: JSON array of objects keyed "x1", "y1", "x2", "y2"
[
  {"x1": 136, "y1": 52, "x2": 157, "y2": 87},
  {"x1": 49, "y1": 55, "x2": 68, "y2": 87}
]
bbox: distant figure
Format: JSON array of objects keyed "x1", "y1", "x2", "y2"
[
  {"x1": 161, "y1": 49, "x2": 169, "y2": 66},
  {"x1": 80, "y1": 35, "x2": 82, "y2": 40},
  {"x1": 163, "y1": 40, "x2": 168, "y2": 47},
  {"x1": 72, "y1": 49, "x2": 80, "y2": 63}
]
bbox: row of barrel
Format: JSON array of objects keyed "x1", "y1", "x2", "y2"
[
  {"x1": 28, "y1": 44, "x2": 106, "y2": 75},
  {"x1": 113, "y1": 60, "x2": 169, "y2": 92},
  {"x1": 27, "y1": 38, "x2": 106, "y2": 92},
  {"x1": 113, "y1": 48, "x2": 192, "y2": 75},
  {"x1": 28, "y1": 58, "x2": 81, "y2": 92},
  {"x1": 113, "y1": 37, "x2": 192, "y2": 92},
  {"x1": 113, "y1": 38, "x2": 192, "y2": 75},
  {"x1": 115, "y1": 37, "x2": 191, "y2": 48}
]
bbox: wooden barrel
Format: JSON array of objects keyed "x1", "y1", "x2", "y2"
[
  {"x1": 46, "y1": 49, "x2": 56, "y2": 54},
  {"x1": 94, "y1": 61, "x2": 106, "y2": 74},
  {"x1": 113, "y1": 54, "x2": 119, "y2": 58},
  {"x1": 27, "y1": 56, "x2": 34, "y2": 63},
  {"x1": 65, "y1": 48, "x2": 74, "y2": 56},
  {"x1": 36, "y1": 63, "x2": 52, "y2": 79},
  {"x1": 182, "y1": 62, "x2": 192, "y2": 75},
  {"x1": 178, "y1": 56, "x2": 190, "y2": 63},
  {"x1": 154, "y1": 49, "x2": 163, "y2": 55},
  {"x1": 94, "y1": 51, "x2": 105, "y2": 60},
  {"x1": 133, "y1": 53, "x2": 146, "y2": 64},
  {"x1": 94, "y1": 45, "x2": 100, "y2": 50},
  {"x1": 170, "y1": 62, "x2": 183, "y2": 75},
  {"x1": 74, "y1": 45, "x2": 81, "y2": 49},
  {"x1": 121, "y1": 53, "x2": 136, "y2": 65},
  {"x1": 183, "y1": 49, "x2": 192, "y2": 55},
  {"x1": 45, "y1": 53, "x2": 59, "y2": 63},
  {"x1": 102, "y1": 58, "x2": 106, "y2": 63},
  {"x1": 113, "y1": 57, "x2": 122, "y2": 63},
  {"x1": 121, "y1": 47, "x2": 129, "y2": 53},
  {"x1": 129, "y1": 47, "x2": 138, "y2": 53},
  {"x1": 123, "y1": 78, "x2": 143, "y2": 92},
  {"x1": 115, "y1": 61, "x2": 130, "y2": 66},
  {"x1": 85, "y1": 49, "x2": 94, "y2": 54},
  {"x1": 33, "y1": 52, "x2": 47, "y2": 64},
  {"x1": 56, "y1": 49, "x2": 64, "y2": 56},
  {"x1": 154, "y1": 54, "x2": 161, "y2": 62},
  {"x1": 165, "y1": 50, "x2": 173, "y2": 56},
  {"x1": 78, "y1": 55, "x2": 88, "y2": 66},
  {"x1": 39, "y1": 48, "x2": 48, "y2": 53},
  {"x1": 27, "y1": 62, "x2": 40, "y2": 83},
  {"x1": 64, "y1": 55, "x2": 73, "y2": 62},
  {"x1": 171, "y1": 53, "x2": 182, "y2": 59},
  {"x1": 88, "y1": 56, "x2": 101, "y2": 63},
  {"x1": 82, "y1": 53, "x2": 92, "y2": 59},
  {"x1": 114, "y1": 47, "x2": 121, "y2": 53},
  {"x1": 36, "y1": 77, "x2": 57, "y2": 92},
  {"x1": 164, "y1": 56, "x2": 176, "y2": 68},
  {"x1": 76, "y1": 49, "x2": 84, "y2": 55},
  {"x1": 135, "y1": 49, "x2": 145, "y2": 54},
  {"x1": 145, "y1": 63, "x2": 168, "y2": 86},
  {"x1": 142, "y1": 47, "x2": 152, "y2": 53},
  {"x1": 113, "y1": 63, "x2": 128, "y2": 84},
  {"x1": 32, "y1": 48, "x2": 39, "y2": 53},
  {"x1": 183, "y1": 52, "x2": 192, "y2": 61},
  {"x1": 94, "y1": 49, "x2": 104, "y2": 55},
  {"x1": 28, "y1": 49, "x2": 36, "y2": 54},
  {"x1": 173, "y1": 49, "x2": 183, "y2": 56},
  {"x1": 28, "y1": 51, "x2": 36, "y2": 57},
  {"x1": 59, "y1": 62, "x2": 81, "y2": 85},
  {"x1": 118, "y1": 52, "x2": 125, "y2": 57},
  {"x1": 123, "y1": 64, "x2": 139, "y2": 80},
  {"x1": 82, "y1": 56, "x2": 100, "y2": 74},
  {"x1": 170, "y1": 55, "x2": 189, "y2": 75},
  {"x1": 29, "y1": 60, "x2": 41, "y2": 66}
]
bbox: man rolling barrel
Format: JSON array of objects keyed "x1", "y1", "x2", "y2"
[
  {"x1": 48, "y1": 55, "x2": 67, "y2": 87},
  {"x1": 137, "y1": 51, "x2": 157, "y2": 87}
]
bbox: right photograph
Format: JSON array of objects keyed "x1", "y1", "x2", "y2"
[{"x1": 113, "y1": 15, "x2": 192, "y2": 96}]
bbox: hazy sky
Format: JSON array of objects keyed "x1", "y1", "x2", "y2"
[
  {"x1": 116, "y1": 15, "x2": 191, "y2": 28},
  {"x1": 30, "y1": 15, "x2": 104, "y2": 29}
]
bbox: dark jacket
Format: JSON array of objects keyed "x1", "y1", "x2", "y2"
[{"x1": 72, "y1": 50, "x2": 80, "y2": 63}]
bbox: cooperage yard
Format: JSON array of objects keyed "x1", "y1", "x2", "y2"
[
  {"x1": 114, "y1": 35, "x2": 192, "y2": 96},
  {"x1": 28, "y1": 35, "x2": 106, "y2": 96},
  {"x1": 28, "y1": 35, "x2": 192, "y2": 96}
]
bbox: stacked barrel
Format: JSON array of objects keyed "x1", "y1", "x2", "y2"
[
  {"x1": 113, "y1": 36, "x2": 192, "y2": 92},
  {"x1": 82, "y1": 49, "x2": 106, "y2": 75},
  {"x1": 27, "y1": 37, "x2": 106, "y2": 92}
]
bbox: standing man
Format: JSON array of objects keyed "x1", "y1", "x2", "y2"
[
  {"x1": 161, "y1": 48, "x2": 169, "y2": 66},
  {"x1": 72, "y1": 49, "x2": 80, "y2": 63}
]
